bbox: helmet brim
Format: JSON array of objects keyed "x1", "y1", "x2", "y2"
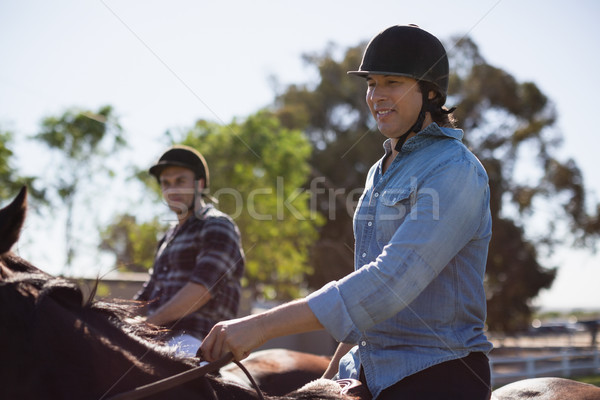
[
  {"x1": 149, "y1": 161, "x2": 200, "y2": 180},
  {"x1": 347, "y1": 70, "x2": 424, "y2": 79}
]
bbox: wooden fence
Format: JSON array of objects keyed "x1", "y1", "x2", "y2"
[{"x1": 490, "y1": 348, "x2": 600, "y2": 387}]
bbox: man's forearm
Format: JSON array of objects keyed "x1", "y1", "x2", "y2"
[
  {"x1": 146, "y1": 282, "x2": 211, "y2": 326},
  {"x1": 257, "y1": 299, "x2": 324, "y2": 341},
  {"x1": 199, "y1": 298, "x2": 325, "y2": 362}
]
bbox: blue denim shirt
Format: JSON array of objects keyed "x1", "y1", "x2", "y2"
[{"x1": 307, "y1": 123, "x2": 493, "y2": 399}]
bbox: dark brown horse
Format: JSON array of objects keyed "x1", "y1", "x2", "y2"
[
  {"x1": 1, "y1": 187, "x2": 599, "y2": 400},
  {"x1": 219, "y1": 349, "x2": 331, "y2": 396},
  {"x1": 491, "y1": 377, "x2": 600, "y2": 400},
  {"x1": 0, "y1": 187, "x2": 353, "y2": 400}
]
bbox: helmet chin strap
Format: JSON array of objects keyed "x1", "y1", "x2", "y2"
[
  {"x1": 394, "y1": 91, "x2": 429, "y2": 153},
  {"x1": 192, "y1": 179, "x2": 216, "y2": 217},
  {"x1": 393, "y1": 91, "x2": 456, "y2": 152},
  {"x1": 192, "y1": 183, "x2": 204, "y2": 212}
]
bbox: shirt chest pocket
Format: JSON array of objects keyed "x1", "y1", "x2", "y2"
[{"x1": 376, "y1": 186, "x2": 417, "y2": 244}]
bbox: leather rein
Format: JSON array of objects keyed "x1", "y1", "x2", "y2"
[{"x1": 106, "y1": 353, "x2": 265, "y2": 400}]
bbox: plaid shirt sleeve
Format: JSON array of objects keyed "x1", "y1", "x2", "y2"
[{"x1": 190, "y1": 216, "x2": 243, "y2": 294}]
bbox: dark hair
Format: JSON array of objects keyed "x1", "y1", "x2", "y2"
[{"x1": 419, "y1": 81, "x2": 457, "y2": 128}]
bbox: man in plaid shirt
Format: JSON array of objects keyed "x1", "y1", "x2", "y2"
[{"x1": 135, "y1": 145, "x2": 245, "y2": 357}]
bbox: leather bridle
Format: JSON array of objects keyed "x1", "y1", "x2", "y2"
[{"x1": 106, "y1": 353, "x2": 265, "y2": 400}]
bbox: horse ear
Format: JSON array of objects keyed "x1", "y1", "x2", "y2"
[{"x1": 0, "y1": 186, "x2": 28, "y2": 254}]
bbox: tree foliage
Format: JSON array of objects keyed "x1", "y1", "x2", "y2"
[
  {"x1": 272, "y1": 37, "x2": 600, "y2": 333},
  {"x1": 274, "y1": 44, "x2": 383, "y2": 288},
  {"x1": 180, "y1": 111, "x2": 323, "y2": 300},
  {"x1": 33, "y1": 105, "x2": 126, "y2": 273},
  {"x1": 97, "y1": 111, "x2": 321, "y2": 301},
  {"x1": 99, "y1": 214, "x2": 165, "y2": 273},
  {"x1": 0, "y1": 130, "x2": 42, "y2": 202},
  {"x1": 449, "y1": 36, "x2": 600, "y2": 331}
]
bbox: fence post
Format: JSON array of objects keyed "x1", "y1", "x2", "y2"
[
  {"x1": 526, "y1": 358, "x2": 536, "y2": 378},
  {"x1": 561, "y1": 351, "x2": 571, "y2": 377}
]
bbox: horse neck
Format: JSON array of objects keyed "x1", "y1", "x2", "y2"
[
  {"x1": 0, "y1": 264, "x2": 262, "y2": 400},
  {"x1": 1, "y1": 281, "x2": 202, "y2": 399},
  {"x1": 45, "y1": 301, "x2": 203, "y2": 398}
]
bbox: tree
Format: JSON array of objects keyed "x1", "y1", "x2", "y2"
[
  {"x1": 99, "y1": 214, "x2": 165, "y2": 273},
  {"x1": 448, "y1": 36, "x2": 600, "y2": 332},
  {"x1": 274, "y1": 43, "x2": 383, "y2": 289},
  {"x1": 33, "y1": 105, "x2": 125, "y2": 274},
  {"x1": 180, "y1": 111, "x2": 324, "y2": 300},
  {"x1": 0, "y1": 129, "x2": 43, "y2": 202},
  {"x1": 271, "y1": 38, "x2": 600, "y2": 333},
  {"x1": 100, "y1": 111, "x2": 323, "y2": 301}
]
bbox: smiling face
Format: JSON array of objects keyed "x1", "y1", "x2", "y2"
[
  {"x1": 366, "y1": 74, "x2": 426, "y2": 142},
  {"x1": 159, "y1": 166, "x2": 203, "y2": 220}
]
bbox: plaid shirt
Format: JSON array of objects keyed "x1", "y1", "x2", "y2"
[{"x1": 135, "y1": 204, "x2": 245, "y2": 339}]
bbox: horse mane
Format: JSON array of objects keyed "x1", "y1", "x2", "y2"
[
  {"x1": 0, "y1": 253, "x2": 182, "y2": 356},
  {"x1": 0, "y1": 255, "x2": 222, "y2": 400}
]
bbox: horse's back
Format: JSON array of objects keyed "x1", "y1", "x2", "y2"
[
  {"x1": 220, "y1": 348, "x2": 330, "y2": 396},
  {"x1": 492, "y1": 377, "x2": 600, "y2": 400}
]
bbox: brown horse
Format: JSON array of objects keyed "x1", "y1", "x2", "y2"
[
  {"x1": 0, "y1": 187, "x2": 353, "y2": 400},
  {"x1": 492, "y1": 377, "x2": 600, "y2": 400},
  {"x1": 1, "y1": 187, "x2": 599, "y2": 400},
  {"x1": 219, "y1": 349, "x2": 331, "y2": 396}
]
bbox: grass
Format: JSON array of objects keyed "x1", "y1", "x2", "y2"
[{"x1": 575, "y1": 375, "x2": 600, "y2": 386}]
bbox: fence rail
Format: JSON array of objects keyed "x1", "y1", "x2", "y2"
[{"x1": 490, "y1": 349, "x2": 600, "y2": 387}]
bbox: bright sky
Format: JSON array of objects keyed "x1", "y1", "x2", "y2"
[{"x1": 1, "y1": 0, "x2": 599, "y2": 311}]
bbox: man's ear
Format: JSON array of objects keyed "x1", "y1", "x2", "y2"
[{"x1": 196, "y1": 178, "x2": 206, "y2": 191}]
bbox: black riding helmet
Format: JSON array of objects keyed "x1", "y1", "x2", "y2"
[
  {"x1": 149, "y1": 145, "x2": 210, "y2": 188},
  {"x1": 348, "y1": 25, "x2": 453, "y2": 151},
  {"x1": 348, "y1": 24, "x2": 449, "y2": 104}
]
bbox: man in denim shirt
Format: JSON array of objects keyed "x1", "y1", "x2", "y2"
[{"x1": 200, "y1": 25, "x2": 492, "y2": 399}]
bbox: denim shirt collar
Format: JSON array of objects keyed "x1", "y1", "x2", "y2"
[{"x1": 383, "y1": 123, "x2": 464, "y2": 155}]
